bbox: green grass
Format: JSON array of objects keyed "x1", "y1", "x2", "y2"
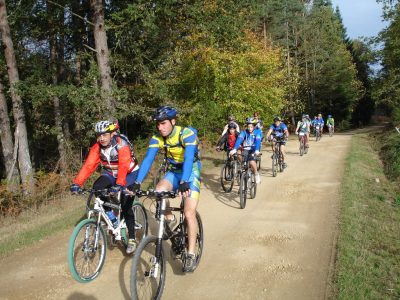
[
  {"x1": 0, "y1": 197, "x2": 85, "y2": 258},
  {"x1": 336, "y1": 133, "x2": 400, "y2": 299}
]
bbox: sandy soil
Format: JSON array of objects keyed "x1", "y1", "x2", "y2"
[{"x1": 0, "y1": 131, "x2": 351, "y2": 300}]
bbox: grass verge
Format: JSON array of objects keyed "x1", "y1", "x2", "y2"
[
  {"x1": 0, "y1": 195, "x2": 85, "y2": 258},
  {"x1": 335, "y1": 133, "x2": 400, "y2": 298}
]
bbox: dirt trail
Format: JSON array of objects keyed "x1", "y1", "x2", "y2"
[{"x1": 0, "y1": 132, "x2": 352, "y2": 300}]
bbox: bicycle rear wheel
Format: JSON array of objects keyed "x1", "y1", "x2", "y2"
[
  {"x1": 249, "y1": 172, "x2": 257, "y2": 199},
  {"x1": 131, "y1": 235, "x2": 165, "y2": 300},
  {"x1": 68, "y1": 219, "x2": 107, "y2": 283},
  {"x1": 299, "y1": 139, "x2": 304, "y2": 156},
  {"x1": 239, "y1": 172, "x2": 247, "y2": 209},
  {"x1": 220, "y1": 163, "x2": 234, "y2": 192}
]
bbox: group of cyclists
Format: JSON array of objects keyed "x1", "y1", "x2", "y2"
[{"x1": 69, "y1": 105, "x2": 335, "y2": 275}]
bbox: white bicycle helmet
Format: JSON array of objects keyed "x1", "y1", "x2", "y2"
[{"x1": 94, "y1": 120, "x2": 119, "y2": 134}]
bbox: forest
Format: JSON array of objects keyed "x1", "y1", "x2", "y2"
[{"x1": 0, "y1": 0, "x2": 398, "y2": 198}]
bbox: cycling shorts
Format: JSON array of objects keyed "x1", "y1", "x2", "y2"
[
  {"x1": 163, "y1": 161, "x2": 201, "y2": 200},
  {"x1": 242, "y1": 149, "x2": 256, "y2": 162}
]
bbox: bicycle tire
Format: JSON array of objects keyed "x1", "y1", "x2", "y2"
[
  {"x1": 249, "y1": 172, "x2": 257, "y2": 199},
  {"x1": 67, "y1": 219, "x2": 107, "y2": 283},
  {"x1": 131, "y1": 235, "x2": 166, "y2": 300},
  {"x1": 239, "y1": 172, "x2": 247, "y2": 209},
  {"x1": 220, "y1": 163, "x2": 234, "y2": 193},
  {"x1": 272, "y1": 153, "x2": 277, "y2": 177},
  {"x1": 182, "y1": 212, "x2": 204, "y2": 272},
  {"x1": 299, "y1": 138, "x2": 304, "y2": 156},
  {"x1": 132, "y1": 202, "x2": 149, "y2": 244}
]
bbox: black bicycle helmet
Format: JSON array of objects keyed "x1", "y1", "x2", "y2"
[
  {"x1": 273, "y1": 116, "x2": 282, "y2": 122},
  {"x1": 228, "y1": 122, "x2": 237, "y2": 129},
  {"x1": 153, "y1": 106, "x2": 178, "y2": 121}
]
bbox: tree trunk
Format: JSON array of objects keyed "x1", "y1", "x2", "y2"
[
  {"x1": 0, "y1": 80, "x2": 20, "y2": 190},
  {"x1": 47, "y1": 1, "x2": 67, "y2": 175},
  {"x1": 90, "y1": 0, "x2": 115, "y2": 117},
  {"x1": 0, "y1": 0, "x2": 35, "y2": 194}
]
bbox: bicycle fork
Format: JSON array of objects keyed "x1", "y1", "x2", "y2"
[{"x1": 148, "y1": 198, "x2": 167, "y2": 278}]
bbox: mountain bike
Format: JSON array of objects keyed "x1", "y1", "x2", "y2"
[
  {"x1": 298, "y1": 132, "x2": 308, "y2": 156},
  {"x1": 220, "y1": 152, "x2": 240, "y2": 192},
  {"x1": 315, "y1": 125, "x2": 321, "y2": 141},
  {"x1": 68, "y1": 189, "x2": 148, "y2": 283},
  {"x1": 271, "y1": 137, "x2": 285, "y2": 177},
  {"x1": 328, "y1": 125, "x2": 334, "y2": 137},
  {"x1": 238, "y1": 152, "x2": 259, "y2": 209},
  {"x1": 130, "y1": 190, "x2": 204, "y2": 300}
]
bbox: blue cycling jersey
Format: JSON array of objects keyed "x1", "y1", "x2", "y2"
[
  {"x1": 269, "y1": 123, "x2": 288, "y2": 136},
  {"x1": 233, "y1": 129, "x2": 262, "y2": 151}
]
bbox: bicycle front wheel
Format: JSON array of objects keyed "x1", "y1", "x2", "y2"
[
  {"x1": 131, "y1": 236, "x2": 166, "y2": 300},
  {"x1": 249, "y1": 172, "x2": 257, "y2": 199},
  {"x1": 132, "y1": 202, "x2": 149, "y2": 243},
  {"x1": 239, "y1": 172, "x2": 247, "y2": 209},
  {"x1": 220, "y1": 163, "x2": 234, "y2": 192},
  {"x1": 272, "y1": 154, "x2": 277, "y2": 177},
  {"x1": 67, "y1": 219, "x2": 107, "y2": 283}
]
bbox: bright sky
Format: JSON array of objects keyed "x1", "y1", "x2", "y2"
[{"x1": 331, "y1": 0, "x2": 388, "y2": 39}]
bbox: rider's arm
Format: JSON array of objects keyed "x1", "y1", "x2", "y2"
[
  {"x1": 115, "y1": 145, "x2": 132, "y2": 186},
  {"x1": 255, "y1": 132, "x2": 262, "y2": 152},
  {"x1": 221, "y1": 124, "x2": 229, "y2": 136},
  {"x1": 181, "y1": 128, "x2": 198, "y2": 182},
  {"x1": 73, "y1": 143, "x2": 101, "y2": 186},
  {"x1": 266, "y1": 128, "x2": 273, "y2": 140},
  {"x1": 232, "y1": 131, "x2": 245, "y2": 150},
  {"x1": 135, "y1": 137, "x2": 160, "y2": 183}
]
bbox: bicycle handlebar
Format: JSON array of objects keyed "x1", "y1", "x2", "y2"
[{"x1": 133, "y1": 189, "x2": 178, "y2": 199}]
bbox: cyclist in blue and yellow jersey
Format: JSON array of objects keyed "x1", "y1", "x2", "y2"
[
  {"x1": 129, "y1": 106, "x2": 201, "y2": 272},
  {"x1": 266, "y1": 117, "x2": 289, "y2": 168},
  {"x1": 229, "y1": 117, "x2": 262, "y2": 184}
]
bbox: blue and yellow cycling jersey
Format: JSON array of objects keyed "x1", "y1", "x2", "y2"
[{"x1": 136, "y1": 126, "x2": 199, "y2": 183}]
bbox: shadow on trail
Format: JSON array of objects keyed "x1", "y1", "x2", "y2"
[
  {"x1": 201, "y1": 168, "x2": 242, "y2": 209},
  {"x1": 67, "y1": 292, "x2": 98, "y2": 300}
]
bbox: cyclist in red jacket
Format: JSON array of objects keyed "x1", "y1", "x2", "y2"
[{"x1": 69, "y1": 120, "x2": 139, "y2": 254}]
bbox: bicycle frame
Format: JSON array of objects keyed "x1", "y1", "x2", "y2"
[{"x1": 87, "y1": 196, "x2": 127, "y2": 242}]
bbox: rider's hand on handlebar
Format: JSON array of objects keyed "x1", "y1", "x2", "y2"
[
  {"x1": 255, "y1": 150, "x2": 260, "y2": 156},
  {"x1": 127, "y1": 182, "x2": 141, "y2": 195},
  {"x1": 70, "y1": 183, "x2": 82, "y2": 195},
  {"x1": 178, "y1": 181, "x2": 191, "y2": 198},
  {"x1": 215, "y1": 146, "x2": 221, "y2": 152},
  {"x1": 109, "y1": 184, "x2": 122, "y2": 194}
]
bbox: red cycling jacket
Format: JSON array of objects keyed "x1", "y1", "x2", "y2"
[{"x1": 73, "y1": 135, "x2": 138, "y2": 187}]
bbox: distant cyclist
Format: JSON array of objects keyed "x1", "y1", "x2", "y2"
[
  {"x1": 326, "y1": 115, "x2": 335, "y2": 135},
  {"x1": 129, "y1": 106, "x2": 201, "y2": 272},
  {"x1": 316, "y1": 113, "x2": 324, "y2": 135},
  {"x1": 69, "y1": 120, "x2": 140, "y2": 254},
  {"x1": 295, "y1": 114, "x2": 310, "y2": 148},
  {"x1": 266, "y1": 117, "x2": 289, "y2": 168},
  {"x1": 229, "y1": 117, "x2": 262, "y2": 184},
  {"x1": 220, "y1": 115, "x2": 240, "y2": 137},
  {"x1": 253, "y1": 111, "x2": 263, "y2": 130}
]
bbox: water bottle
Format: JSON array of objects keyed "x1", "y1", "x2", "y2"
[{"x1": 106, "y1": 211, "x2": 118, "y2": 228}]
